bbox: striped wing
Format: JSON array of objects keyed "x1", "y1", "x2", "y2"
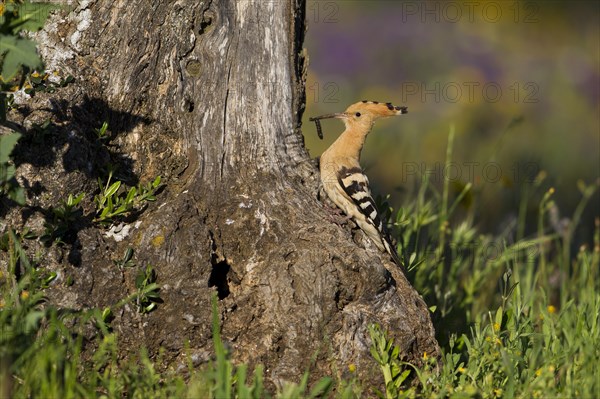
[
  {"x1": 338, "y1": 167, "x2": 384, "y2": 234},
  {"x1": 337, "y1": 167, "x2": 402, "y2": 266}
]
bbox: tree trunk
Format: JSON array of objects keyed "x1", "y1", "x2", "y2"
[{"x1": 22, "y1": 0, "x2": 440, "y2": 388}]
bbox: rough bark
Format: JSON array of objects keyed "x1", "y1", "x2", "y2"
[{"x1": 5, "y1": 0, "x2": 439, "y2": 389}]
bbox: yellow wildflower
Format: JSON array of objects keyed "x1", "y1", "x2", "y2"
[
  {"x1": 348, "y1": 363, "x2": 356, "y2": 373},
  {"x1": 547, "y1": 305, "x2": 556, "y2": 314},
  {"x1": 20, "y1": 290, "x2": 29, "y2": 300}
]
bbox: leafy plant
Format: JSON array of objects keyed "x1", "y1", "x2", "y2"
[
  {"x1": 24, "y1": 70, "x2": 74, "y2": 95},
  {"x1": 0, "y1": 29, "x2": 39, "y2": 83},
  {"x1": 368, "y1": 324, "x2": 411, "y2": 399},
  {"x1": 0, "y1": 227, "x2": 35, "y2": 253},
  {"x1": 0, "y1": 131, "x2": 24, "y2": 204},
  {"x1": 0, "y1": 1, "x2": 62, "y2": 122},
  {"x1": 0, "y1": 0, "x2": 61, "y2": 80},
  {"x1": 0, "y1": 230, "x2": 48, "y2": 372},
  {"x1": 134, "y1": 265, "x2": 162, "y2": 314},
  {"x1": 40, "y1": 192, "x2": 84, "y2": 245},
  {"x1": 278, "y1": 372, "x2": 333, "y2": 399},
  {"x1": 94, "y1": 170, "x2": 161, "y2": 225},
  {"x1": 113, "y1": 247, "x2": 135, "y2": 269},
  {"x1": 94, "y1": 121, "x2": 109, "y2": 141}
]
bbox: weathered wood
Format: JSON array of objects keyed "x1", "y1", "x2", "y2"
[{"x1": 27, "y1": 0, "x2": 440, "y2": 388}]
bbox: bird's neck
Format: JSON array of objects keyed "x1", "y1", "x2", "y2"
[{"x1": 331, "y1": 126, "x2": 372, "y2": 161}]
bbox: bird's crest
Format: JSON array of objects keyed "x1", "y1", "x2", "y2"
[{"x1": 348, "y1": 100, "x2": 407, "y2": 117}]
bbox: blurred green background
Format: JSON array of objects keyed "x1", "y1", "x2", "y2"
[{"x1": 303, "y1": 0, "x2": 599, "y2": 242}]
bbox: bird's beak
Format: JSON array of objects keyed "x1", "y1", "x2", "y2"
[{"x1": 309, "y1": 113, "x2": 347, "y2": 121}]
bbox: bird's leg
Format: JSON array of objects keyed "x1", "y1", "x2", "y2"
[
  {"x1": 323, "y1": 202, "x2": 353, "y2": 226},
  {"x1": 318, "y1": 185, "x2": 353, "y2": 226}
]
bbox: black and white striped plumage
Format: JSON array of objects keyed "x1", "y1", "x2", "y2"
[
  {"x1": 311, "y1": 100, "x2": 407, "y2": 266},
  {"x1": 338, "y1": 167, "x2": 402, "y2": 265}
]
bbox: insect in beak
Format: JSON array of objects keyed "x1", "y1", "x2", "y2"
[
  {"x1": 309, "y1": 113, "x2": 347, "y2": 140},
  {"x1": 313, "y1": 118, "x2": 323, "y2": 139}
]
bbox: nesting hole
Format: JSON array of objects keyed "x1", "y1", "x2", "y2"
[{"x1": 209, "y1": 257, "x2": 231, "y2": 300}]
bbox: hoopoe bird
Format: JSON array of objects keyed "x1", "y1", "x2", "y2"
[{"x1": 310, "y1": 100, "x2": 407, "y2": 266}]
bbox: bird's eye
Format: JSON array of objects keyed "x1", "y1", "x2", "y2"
[{"x1": 355, "y1": 112, "x2": 361, "y2": 117}]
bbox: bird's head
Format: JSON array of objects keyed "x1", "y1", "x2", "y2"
[{"x1": 310, "y1": 100, "x2": 407, "y2": 138}]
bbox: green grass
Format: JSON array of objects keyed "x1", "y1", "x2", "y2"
[
  {"x1": 1, "y1": 129, "x2": 599, "y2": 398},
  {"x1": 372, "y1": 128, "x2": 599, "y2": 398}
]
